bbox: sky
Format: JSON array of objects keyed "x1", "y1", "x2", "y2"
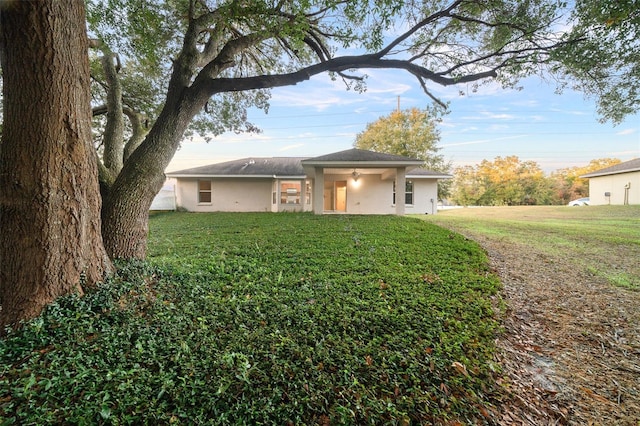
[{"x1": 167, "y1": 67, "x2": 640, "y2": 174}]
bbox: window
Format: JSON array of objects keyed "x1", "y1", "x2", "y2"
[
  {"x1": 393, "y1": 180, "x2": 414, "y2": 205},
  {"x1": 198, "y1": 180, "x2": 212, "y2": 203},
  {"x1": 405, "y1": 180, "x2": 414, "y2": 205},
  {"x1": 280, "y1": 181, "x2": 301, "y2": 204}
]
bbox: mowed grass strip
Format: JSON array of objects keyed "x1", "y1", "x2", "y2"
[
  {"x1": 1, "y1": 213, "x2": 502, "y2": 425},
  {"x1": 421, "y1": 205, "x2": 640, "y2": 290}
]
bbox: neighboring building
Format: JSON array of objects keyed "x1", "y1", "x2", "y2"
[
  {"x1": 149, "y1": 183, "x2": 177, "y2": 211},
  {"x1": 165, "y1": 148, "x2": 452, "y2": 215},
  {"x1": 581, "y1": 158, "x2": 640, "y2": 205}
]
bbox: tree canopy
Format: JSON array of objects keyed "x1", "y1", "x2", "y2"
[
  {"x1": 354, "y1": 107, "x2": 451, "y2": 197},
  {"x1": 451, "y1": 156, "x2": 624, "y2": 206},
  {"x1": 85, "y1": 0, "x2": 636, "y2": 134},
  {"x1": 354, "y1": 107, "x2": 446, "y2": 170},
  {"x1": 452, "y1": 156, "x2": 552, "y2": 206},
  {"x1": 555, "y1": 0, "x2": 640, "y2": 123},
  {"x1": 550, "y1": 158, "x2": 622, "y2": 203}
]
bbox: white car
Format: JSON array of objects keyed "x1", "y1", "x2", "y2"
[{"x1": 568, "y1": 197, "x2": 589, "y2": 206}]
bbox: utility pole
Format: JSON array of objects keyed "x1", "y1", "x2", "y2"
[{"x1": 397, "y1": 95, "x2": 400, "y2": 112}]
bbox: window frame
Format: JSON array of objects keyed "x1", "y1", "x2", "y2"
[
  {"x1": 392, "y1": 180, "x2": 414, "y2": 206},
  {"x1": 197, "y1": 179, "x2": 212, "y2": 204},
  {"x1": 280, "y1": 181, "x2": 302, "y2": 205}
]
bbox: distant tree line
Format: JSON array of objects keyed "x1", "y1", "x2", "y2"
[{"x1": 450, "y1": 157, "x2": 621, "y2": 206}]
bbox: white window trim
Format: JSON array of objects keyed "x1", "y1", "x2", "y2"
[
  {"x1": 392, "y1": 180, "x2": 414, "y2": 206},
  {"x1": 197, "y1": 179, "x2": 212, "y2": 205}
]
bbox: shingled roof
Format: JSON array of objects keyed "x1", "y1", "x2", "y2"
[
  {"x1": 167, "y1": 157, "x2": 307, "y2": 177},
  {"x1": 303, "y1": 148, "x2": 421, "y2": 163},
  {"x1": 581, "y1": 158, "x2": 640, "y2": 178},
  {"x1": 407, "y1": 168, "x2": 453, "y2": 179},
  {"x1": 167, "y1": 149, "x2": 442, "y2": 178}
]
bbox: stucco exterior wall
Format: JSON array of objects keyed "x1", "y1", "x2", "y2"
[
  {"x1": 410, "y1": 180, "x2": 439, "y2": 214},
  {"x1": 588, "y1": 171, "x2": 640, "y2": 205},
  {"x1": 321, "y1": 175, "x2": 442, "y2": 215},
  {"x1": 174, "y1": 174, "x2": 444, "y2": 214},
  {"x1": 175, "y1": 178, "x2": 273, "y2": 212},
  {"x1": 343, "y1": 174, "x2": 395, "y2": 214}
]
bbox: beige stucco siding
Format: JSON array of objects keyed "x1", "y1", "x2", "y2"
[
  {"x1": 410, "y1": 180, "x2": 440, "y2": 214},
  {"x1": 344, "y1": 175, "x2": 395, "y2": 214},
  {"x1": 173, "y1": 174, "x2": 444, "y2": 214},
  {"x1": 175, "y1": 178, "x2": 273, "y2": 212},
  {"x1": 588, "y1": 171, "x2": 640, "y2": 205},
  {"x1": 320, "y1": 175, "x2": 442, "y2": 215}
]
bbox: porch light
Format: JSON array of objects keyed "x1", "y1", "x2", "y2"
[{"x1": 352, "y1": 170, "x2": 361, "y2": 181}]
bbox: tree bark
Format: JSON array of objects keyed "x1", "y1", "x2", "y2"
[
  {"x1": 101, "y1": 99, "x2": 200, "y2": 259},
  {"x1": 0, "y1": 0, "x2": 112, "y2": 330},
  {"x1": 100, "y1": 53, "x2": 125, "y2": 176}
]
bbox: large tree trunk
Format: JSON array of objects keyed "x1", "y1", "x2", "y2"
[
  {"x1": 101, "y1": 102, "x2": 199, "y2": 259},
  {"x1": 0, "y1": 0, "x2": 112, "y2": 330}
]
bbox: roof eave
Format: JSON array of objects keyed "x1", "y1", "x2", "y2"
[
  {"x1": 581, "y1": 168, "x2": 640, "y2": 178},
  {"x1": 301, "y1": 160, "x2": 424, "y2": 167},
  {"x1": 407, "y1": 174, "x2": 453, "y2": 179},
  {"x1": 166, "y1": 174, "x2": 306, "y2": 179}
]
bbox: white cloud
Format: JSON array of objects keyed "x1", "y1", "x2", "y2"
[
  {"x1": 269, "y1": 69, "x2": 418, "y2": 112},
  {"x1": 441, "y1": 135, "x2": 527, "y2": 147},
  {"x1": 549, "y1": 107, "x2": 589, "y2": 116},
  {"x1": 278, "y1": 143, "x2": 305, "y2": 151},
  {"x1": 214, "y1": 134, "x2": 274, "y2": 144},
  {"x1": 488, "y1": 124, "x2": 510, "y2": 131},
  {"x1": 459, "y1": 111, "x2": 516, "y2": 121},
  {"x1": 616, "y1": 128, "x2": 637, "y2": 136},
  {"x1": 270, "y1": 90, "x2": 352, "y2": 111},
  {"x1": 511, "y1": 99, "x2": 541, "y2": 108}
]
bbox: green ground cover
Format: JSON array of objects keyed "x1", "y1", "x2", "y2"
[{"x1": 1, "y1": 213, "x2": 503, "y2": 424}]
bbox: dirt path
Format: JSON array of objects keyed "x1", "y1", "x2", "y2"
[{"x1": 453, "y1": 232, "x2": 640, "y2": 425}]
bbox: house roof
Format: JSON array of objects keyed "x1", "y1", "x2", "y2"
[
  {"x1": 301, "y1": 148, "x2": 423, "y2": 166},
  {"x1": 167, "y1": 157, "x2": 307, "y2": 178},
  {"x1": 407, "y1": 168, "x2": 453, "y2": 179},
  {"x1": 581, "y1": 158, "x2": 640, "y2": 178},
  {"x1": 166, "y1": 149, "x2": 447, "y2": 179}
]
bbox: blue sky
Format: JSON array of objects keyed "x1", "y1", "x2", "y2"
[{"x1": 167, "y1": 67, "x2": 640, "y2": 174}]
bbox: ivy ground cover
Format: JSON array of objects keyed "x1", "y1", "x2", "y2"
[{"x1": 1, "y1": 213, "x2": 502, "y2": 424}]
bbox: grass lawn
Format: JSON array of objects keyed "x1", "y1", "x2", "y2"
[
  {"x1": 1, "y1": 213, "x2": 502, "y2": 425},
  {"x1": 420, "y1": 205, "x2": 640, "y2": 290}
]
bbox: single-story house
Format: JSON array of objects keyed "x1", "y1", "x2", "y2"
[
  {"x1": 165, "y1": 148, "x2": 452, "y2": 215},
  {"x1": 581, "y1": 158, "x2": 639, "y2": 205}
]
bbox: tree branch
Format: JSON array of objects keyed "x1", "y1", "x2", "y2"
[
  {"x1": 376, "y1": 0, "x2": 465, "y2": 58},
  {"x1": 200, "y1": 55, "x2": 498, "y2": 97},
  {"x1": 122, "y1": 108, "x2": 148, "y2": 164},
  {"x1": 101, "y1": 52, "x2": 124, "y2": 175}
]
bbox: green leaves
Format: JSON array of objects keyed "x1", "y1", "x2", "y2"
[
  {"x1": 355, "y1": 107, "x2": 448, "y2": 170},
  {"x1": 452, "y1": 156, "x2": 552, "y2": 206},
  {"x1": 1, "y1": 213, "x2": 502, "y2": 424},
  {"x1": 554, "y1": 0, "x2": 640, "y2": 123}
]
